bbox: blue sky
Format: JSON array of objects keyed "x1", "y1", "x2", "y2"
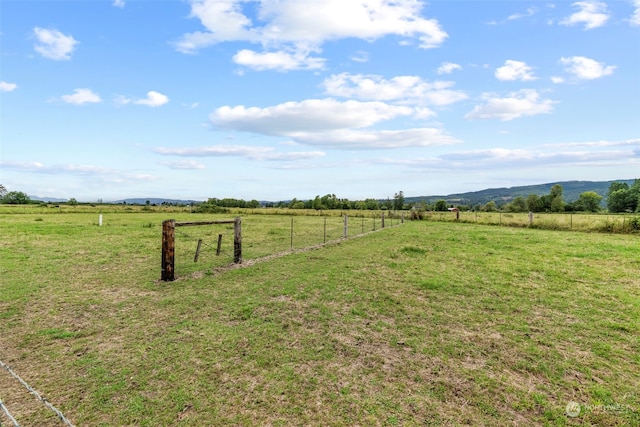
[{"x1": 1, "y1": 0, "x2": 639, "y2": 202}]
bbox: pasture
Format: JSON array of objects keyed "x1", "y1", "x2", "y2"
[{"x1": 0, "y1": 209, "x2": 638, "y2": 426}]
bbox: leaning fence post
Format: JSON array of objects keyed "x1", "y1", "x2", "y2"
[
  {"x1": 161, "y1": 219, "x2": 176, "y2": 281},
  {"x1": 233, "y1": 216, "x2": 242, "y2": 264}
]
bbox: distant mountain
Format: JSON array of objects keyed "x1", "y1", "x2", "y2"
[
  {"x1": 405, "y1": 179, "x2": 636, "y2": 207},
  {"x1": 113, "y1": 198, "x2": 204, "y2": 205},
  {"x1": 29, "y1": 196, "x2": 68, "y2": 203}
]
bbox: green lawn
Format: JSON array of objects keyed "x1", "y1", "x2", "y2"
[{"x1": 0, "y1": 212, "x2": 638, "y2": 426}]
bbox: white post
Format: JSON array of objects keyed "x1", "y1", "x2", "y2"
[{"x1": 99, "y1": 214, "x2": 103, "y2": 226}]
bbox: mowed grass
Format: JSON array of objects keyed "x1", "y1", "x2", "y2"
[{"x1": 0, "y1": 212, "x2": 638, "y2": 426}]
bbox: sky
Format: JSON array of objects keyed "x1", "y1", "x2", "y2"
[{"x1": 1, "y1": 0, "x2": 639, "y2": 202}]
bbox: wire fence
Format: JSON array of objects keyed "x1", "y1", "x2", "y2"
[
  {"x1": 0, "y1": 360, "x2": 75, "y2": 427},
  {"x1": 172, "y1": 213, "x2": 404, "y2": 278},
  {"x1": 421, "y1": 211, "x2": 640, "y2": 234}
]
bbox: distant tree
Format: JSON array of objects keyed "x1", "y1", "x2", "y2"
[
  {"x1": 505, "y1": 196, "x2": 526, "y2": 213},
  {"x1": 525, "y1": 194, "x2": 543, "y2": 212},
  {"x1": 434, "y1": 200, "x2": 448, "y2": 212},
  {"x1": 68, "y1": 198, "x2": 78, "y2": 206},
  {"x1": 1, "y1": 191, "x2": 31, "y2": 204},
  {"x1": 577, "y1": 191, "x2": 602, "y2": 212},
  {"x1": 482, "y1": 201, "x2": 497, "y2": 212},
  {"x1": 606, "y1": 180, "x2": 640, "y2": 212},
  {"x1": 393, "y1": 191, "x2": 405, "y2": 210},
  {"x1": 549, "y1": 184, "x2": 565, "y2": 212},
  {"x1": 0, "y1": 184, "x2": 7, "y2": 197}
]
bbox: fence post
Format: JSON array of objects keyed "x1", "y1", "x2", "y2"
[
  {"x1": 402, "y1": 212, "x2": 405, "y2": 224},
  {"x1": 161, "y1": 219, "x2": 176, "y2": 281},
  {"x1": 344, "y1": 215, "x2": 348, "y2": 238},
  {"x1": 216, "y1": 234, "x2": 222, "y2": 256},
  {"x1": 324, "y1": 217, "x2": 327, "y2": 244},
  {"x1": 233, "y1": 216, "x2": 242, "y2": 264},
  {"x1": 528, "y1": 212, "x2": 533, "y2": 226},
  {"x1": 381, "y1": 212, "x2": 385, "y2": 228},
  {"x1": 194, "y1": 239, "x2": 203, "y2": 262}
]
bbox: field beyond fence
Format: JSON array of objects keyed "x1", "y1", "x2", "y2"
[{"x1": 0, "y1": 209, "x2": 638, "y2": 425}]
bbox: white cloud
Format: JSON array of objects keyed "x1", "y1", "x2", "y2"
[
  {"x1": 154, "y1": 145, "x2": 325, "y2": 161},
  {"x1": 507, "y1": 7, "x2": 538, "y2": 21},
  {"x1": 290, "y1": 128, "x2": 458, "y2": 149},
  {"x1": 161, "y1": 160, "x2": 205, "y2": 170},
  {"x1": 437, "y1": 62, "x2": 461, "y2": 75},
  {"x1": 211, "y1": 98, "x2": 413, "y2": 134},
  {"x1": 208, "y1": 98, "x2": 458, "y2": 149},
  {"x1": 465, "y1": 89, "x2": 556, "y2": 121},
  {"x1": 0, "y1": 81, "x2": 18, "y2": 92},
  {"x1": 0, "y1": 161, "x2": 157, "y2": 181},
  {"x1": 33, "y1": 27, "x2": 78, "y2": 60},
  {"x1": 350, "y1": 50, "x2": 369, "y2": 63},
  {"x1": 632, "y1": 0, "x2": 640, "y2": 26},
  {"x1": 380, "y1": 142, "x2": 640, "y2": 171},
  {"x1": 233, "y1": 48, "x2": 325, "y2": 71},
  {"x1": 560, "y1": 1, "x2": 610, "y2": 30},
  {"x1": 560, "y1": 56, "x2": 616, "y2": 80},
  {"x1": 175, "y1": 0, "x2": 447, "y2": 70},
  {"x1": 61, "y1": 88, "x2": 102, "y2": 105},
  {"x1": 322, "y1": 73, "x2": 468, "y2": 106},
  {"x1": 113, "y1": 0, "x2": 125, "y2": 7},
  {"x1": 495, "y1": 60, "x2": 536, "y2": 81},
  {"x1": 551, "y1": 76, "x2": 565, "y2": 84},
  {"x1": 131, "y1": 91, "x2": 169, "y2": 107}
]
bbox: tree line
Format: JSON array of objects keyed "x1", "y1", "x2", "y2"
[{"x1": 2, "y1": 181, "x2": 638, "y2": 213}]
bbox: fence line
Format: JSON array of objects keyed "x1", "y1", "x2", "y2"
[
  {"x1": 0, "y1": 399, "x2": 20, "y2": 427},
  {"x1": 0, "y1": 360, "x2": 75, "y2": 427},
  {"x1": 169, "y1": 213, "x2": 404, "y2": 279}
]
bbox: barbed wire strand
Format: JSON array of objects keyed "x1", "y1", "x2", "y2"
[
  {"x1": 0, "y1": 360, "x2": 75, "y2": 427},
  {"x1": 0, "y1": 398, "x2": 21, "y2": 427}
]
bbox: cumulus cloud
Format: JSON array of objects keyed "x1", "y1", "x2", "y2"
[
  {"x1": 560, "y1": 1, "x2": 610, "y2": 30},
  {"x1": 495, "y1": 60, "x2": 536, "y2": 81},
  {"x1": 233, "y1": 48, "x2": 325, "y2": 71},
  {"x1": 322, "y1": 73, "x2": 467, "y2": 106},
  {"x1": 175, "y1": 0, "x2": 447, "y2": 70},
  {"x1": 119, "y1": 91, "x2": 170, "y2": 107},
  {"x1": 632, "y1": 0, "x2": 640, "y2": 26},
  {"x1": 211, "y1": 98, "x2": 413, "y2": 134},
  {"x1": 208, "y1": 98, "x2": 458, "y2": 149},
  {"x1": 61, "y1": 88, "x2": 102, "y2": 105},
  {"x1": 0, "y1": 81, "x2": 18, "y2": 92},
  {"x1": 465, "y1": 89, "x2": 556, "y2": 121},
  {"x1": 560, "y1": 56, "x2": 616, "y2": 79},
  {"x1": 154, "y1": 145, "x2": 326, "y2": 161},
  {"x1": 437, "y1": 62, "x2": 462, "y2": 75},
  {"x1": 33, "y1": 27, "x2": 78, "y2": 60}
]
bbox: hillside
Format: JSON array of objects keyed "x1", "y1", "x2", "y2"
[{"x1": 406, "y1": 179, "x2": 635, "y2": 207}]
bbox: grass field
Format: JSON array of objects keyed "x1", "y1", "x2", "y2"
[{"x1": 0, "y1": 210, "x2": 638, "y2": 426}]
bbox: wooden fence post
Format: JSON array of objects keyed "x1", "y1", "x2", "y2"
[
  {"x1": 343, "y1": 215, "x2": 348, "y2": 238},
  {"x1": 216, "y1": 234, "x2": 223, "y2": 256},
  {"x1": 381, "y1": 212, "x2": 385, "y2": 228},
  {"x1": 234, "y1": 216, "x2": 242, "y2": 264},
  {"x1": 161, "y1": 219, "x2": 175, "y2": 281}
]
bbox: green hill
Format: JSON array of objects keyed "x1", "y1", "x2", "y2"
[{"x1": 407, "y1": 179, "x2": 636, "y2": 207}]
